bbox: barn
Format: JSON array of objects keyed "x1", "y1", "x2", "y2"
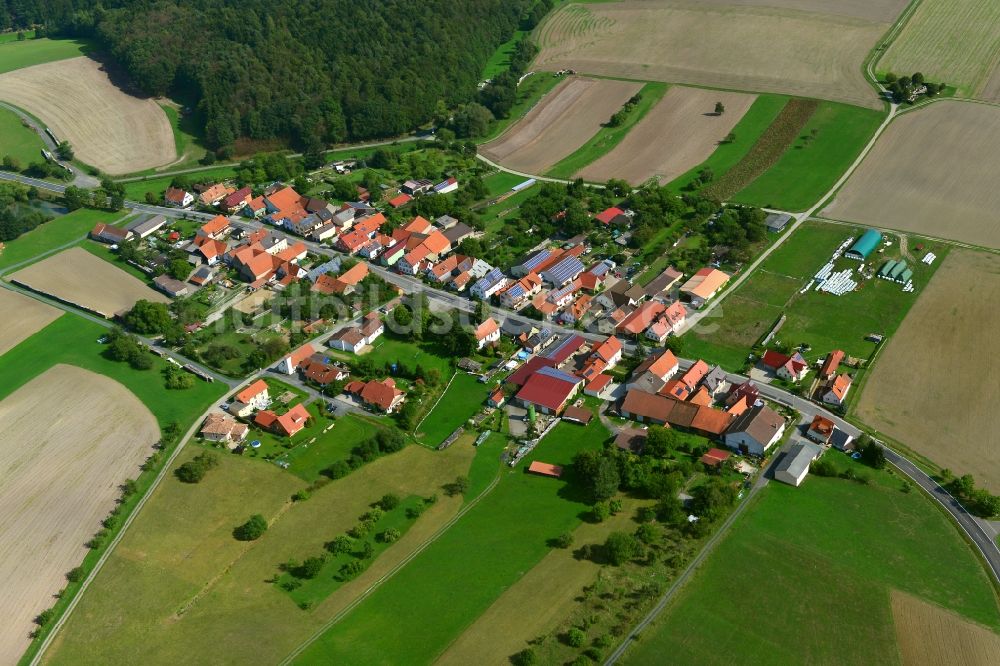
[{"x1": 845, "y1": 229, "x2": 882, "y2": 261}]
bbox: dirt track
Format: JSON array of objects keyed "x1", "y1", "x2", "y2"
[
  {"x1": 579, "y1": 86, "x2": 756, "y2": 185},
  {"x1": 0, "y1": 365, "x2": 158, "y2": 663},
  {"x1": 891, "y1": 590, "x2": 1000, "y2": 665},
  {"x1": 10, "y1": 247, "x2": 168, "y2": 318},
  {"x1": 533, "y1": 1, "x2": 889, "y2": 110},
  {"x1": 856, "y1": 249, "x2": 1000, "y2": 491},
  {"x1": 823, "y1": 101, "x2": 1000, "y2": 249},
  {"x1": 0, "y1": 57, "x2": 175, "y2": 175},
  {"x1": 0, "y1": 288, "x2": 60, "y2": 355},
  {"x1": 480, "y1": 76, "x2": 642, "y2": 174}
]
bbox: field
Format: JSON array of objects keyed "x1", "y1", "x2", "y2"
[
  {"x1": 0, "y1": 37, "x2": 93, "y2": 74},
  {"x1": 0, "y1": 287, "x2": 59, "y2": 354},
  {"x1": 43, "y1": 442, "x2": 477, "y2": 665},
  {"x1": 415, "y1": 372, "x2": 491, "y2": 447},
  {"x1": 480, "y1": 76, "x2": 643, "y2": 174},
  {"x1": 891, "y1": 591, "x2": 1000, "y2": 666},
  {"x1": 291, "y1": 416, "x2": 610, "y2": 664},
  {"x1": 0, "y1": 208, "x2": 114, "y2": 273},
  {"x1": 879, "y1": 0, "x2": 1000, "y2": 100},
  {"x1": 822, "y1": 102, "x2": 1000, "y2": 249},
  {"x1": 731, "y1": 101, "x2": 884, "y2": 211},
  {"x1": 0, "y1": 364, "x2": 159, "y2": 661},
  {"x1": 578, "y1": 86, "x2": 756, "y2": 185},
  {"x1": 622, "y1": 455, "x2": 1000, "y2": 664},
  {"x1": 533, "y1": 1, "x2": 897, "y2": 110},
  {"x1": 9, "y1": 247, "x2": 168, "y2": 318},
  {"x1": 0, "y1": 104, "x2": 46, "y2": 165},
  {"x1": 0, "y1": 57, "x2": 176, "y2": 174},
  {"x1": 856, "y1": 249, "x2": 1000, "y2": 492}
]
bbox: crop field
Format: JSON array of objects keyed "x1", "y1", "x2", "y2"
[
  {"x1": 822, "y1": 102, "x2": 1000, "y2": 249},
  {"x1": 0, "y1": 208, "x2": 113, "y2": 273},
  {"x1": 415, "y1": 372, "x2": 491, "y2": 447},
  {"x1": 0, "y1": 288, "x2": 59, "y2": 354},
  {"x1": 480, "y1": 76, "x2": 643, "y2": 174},
  {"x1": 0, "y1": 57, "x2": 176, "y2": 174},
  {"x1": 44, "y1": 441, "x2": 477, "y2": 665},
  {"x1": 0, "y1": 364, "x2": 159, "y2": 661},
  {"x1": 0, "y1": 37, "x2": 93, "y2": 74},
  {"x1": 879, "y1": 0, "x2": 1000, "y2": 100},
  {"x1": 9, "y1": 247, "x2": 168, "y2": 318},
  {"x1": 0, "y1": 104, "x2": 46, "y2": 165},
  {"x1": 892, "y1": 591, "x2": 1000, "y2": 666},
  {"x1": 577, "y1": 86, "x2": 756, "y2": 185},
  {"x1": 856, "y1": 249, "x2": 1000, "y2": 492},
  {"x1": 533, "y1": 1, "x2": 897, "y2": 110},
  {"x1": 622, "y1": 456, "x2": 1000, "y2": 664}
]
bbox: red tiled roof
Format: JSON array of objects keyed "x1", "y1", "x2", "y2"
[
  {"x1": 527, "y1": 461, "x2": 563, "y2": 478},
  {"x1": 474, "y1": 317, "x2": 499, "y2": 341},
  {"x1": 236, "y1": 379, "x2": 268, "y2": 404},
  {"x1": 821, "y1": 350, "x2": 845, "y2": 377},
  {"x1": 516, "y1": 370, "x2": 581, "y2": 413},
  {"x1": 595, "y1": 207, "x2": 625, "y2": 224},
  {"x1": 585, "y1": 373, "x2": 613, "y2": 393},
  {"x1": 700, "y1": 447, "x2": 732, "y2": 466},
  {"x1": 508, "y1": 356, "x2": 556, "y2": 387},
  {"x1": 828, "y1": 374, "x2": 852, "y2": 400},
  {"x1": 591, "y1": 336, "x2": 622, "y2": 363},
  {"x1": 681, "y1": 360, "x2": 709, "y2": 390},
  {"x1": 388, "y1": 193, "x2": 412, "y2": 208}
]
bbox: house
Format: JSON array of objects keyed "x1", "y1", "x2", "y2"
[
  {"x1": 199, "y1": 183, "x2": 234, "y2": 206},
  {"x1": 328, "y1": 312, "x2": 383, "y2": 353},
  {"x1": 823, "y1": 374, "x2": 853, "y2": 406},
  {"x1": 511, "y1": 249, "x2": 552, "y2": 277},
  {"x1": 474, "y1": 318, "x2": 500, "y2": 350},
  {"x1": 680, "y1": 268, "x2": 730, "y2": 308},
  {"x1": 89, "y1": 223, "x2": 131, "y2": 245},
  {"x1": 726, "y1": 380, "x2": 759, "y2": 408},
  {"x1": 595, "y1": 207, "x2": 629, "y2": 226},
  {"x1": 471, "y1": 268, "x2": 509, "y2": 300},
  {"x1": 433, "y1": 177, "x2": 458, "y2": 194},
  {"x1": 125, "y1": 214, "x2": 167, "y2": 239},
  {"x1": 645, "y1": 301, "x2": 687, "y2": 342},
  {"x1": 680, "y1": 360, "x2": 709, "y2": 391},
  {"x1": 255, "y1": 403, "x2": 311, "y2": 437},
  {"x1": 222, "y1": 187, "x2": 252, "y2": 213},
  {"x1": 584, "y1": 373, "x2": 613, "y2": 397},
  {"x1": 229, "y1": 379, "x2": 270, "y2": 417},
  {"x1": 562, "y1": 294, "x2": 593, "y2": 324},
  {"x1": 701, "y1": 365, "x2": 729, "y2": 395},
  {"x1": 540, "y1": 255, "x2": 586, "y2": 288},
  {"x1": 500, "y1": 273, "x2": 543, "y2": 309},
  {"x1": 845, "y1": 229, "x2": 883, "y2": 261},
  {"x1": 200, "y1": 413, "x2": 249, "y2": 447},
  {"x1": 345, "y1": 378, "x2": 406, "y2": 413},
  {"x1": 543, "y1": 334, "x2": 586, "y2": 366},
  {"x1": 643, "y1": 266, "x2": 684, "y2": 302},
  {"x1": 830, "y1": 428, "x2": 854, "y2": 452},
  {"x1": 596, "y1": 279, "x2": 646, "y2": 311},
  {"x1": 723, "y1": 405, "x2": 785, "y2": 456},
  {"x1": 617, "y1": 301, "x2": 666, "y2": 338},
  {"x1": 626, "y1": 349, "x2": 679, "y2": 393},
  {"x1": 197, "y1": 215, "x2": 231, "y2": 240},
  {"x1": 590, "y1": 336, "x2": 623, "y2": 369},
  {"x1": 764, "y1": 213, "x2": 792, "y2": 233},
  {"x1": 487, "y1": 387, "x2": 506, "y2": 408},
  {"x1": 277, "y1": 343, "x2": 317, "y2": 375},
  {"x1": 700, "y1": 447, "x2": 731, "y2": 468},
  {"x1": 312, "y1": 262, "x2": 369, "y2": 295},
  {"x1": 164, "y1": 187, "x2": 194, "y2": 208},
  {"x1": 245, "y1": 196, "x2": 267, "y2": 218},
  {"x1": 761, "y1": 350, "x2": 809, "y2": 382},
  {"x1": 527, "y1": 461, "x2": 563, "y2": 478},
  {"x1": 774, "y1": 442, "x2": 823, "y2": 486},
  {"x1": 515, "y1": 366, "x2": 583, "y2": 414},
  {"x1": 153, "y1": 274, "x2": 189, "y2": 297},
  {"x1": 300, "y1": 354, "x2": 350, "y2": 386},
  {"x1": 387, "y1": 193, "x2": 412, "y2": 208},
  {"x1": 401, "y1": 179, "x2": 434, "y2": 195},
  {"x1": 819, "y1": 349, "x2": 845, "y2": 380},
  {"x1": 577, "y1": 262, "x2": 611, "y2": 292},
  {"x1": 191, "y1": 235, "x2": 228, "y2": 266},
  {"x1": 807, "y1": 414, "x2": 835, "y2": 444},
  {"x1": 614, "y1": 427, "x2": 647, "y2": 453},
  {"x1": 189, "y1": 265, "x2": 215, "y2": 286}
]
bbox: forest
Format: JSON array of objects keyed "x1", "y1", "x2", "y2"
[{"x1": 0, "y1": 0, "x2": 538, "y2": 150}]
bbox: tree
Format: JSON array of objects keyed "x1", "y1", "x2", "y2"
[
  {"x1": 233, "y1": 514, "x2": 268, "y2": 541},
  {"x1": 2, "y1": 155, "x2": 22, "y2": 171},
  {"x1": 860, "y1": 440, "x2": 886, "y2": 470},
  {"x1": 295, "y1": 556, "x2": 325, "y2": 579},
  {"x1": 123, "y1": 300, "x2": 174, "y2": 335},
  {"x1": 566, "y1": 627, "x2": 586, "y2": 647},
  {"x1": 573, "y1": 450, "x2": 621, "y2": 502},
  {"x1": 56, "y1": 141, "x2": 74, "y2": 161},
  {"x1": 380, "y1": 528, "x2": 401, "y2": 543},
  {"x1": 554, "y1": 532, "x2": 574, "y2": 548},
  {"x1": 175, "y1": 452, "x2": 219, "y2": 483},
  {"x1": 714, "y1": 101, "x2": 725, "y2": 115},
  {"x1": 510, "y1": 648, "x2": 537, "y2": 666},
  {"x1": 644, "y1": 426, "x2": 678, "y2": 457},
  {"x1": 63, "y1": 186, "x2": 89, "y2": 211},
  {"x1": 446, "y1": 475, "x2": 469, "y2": 496},
  {"x1": 604, "y1": 531, "x2": 640, "y2": 565},
  {"x1": 378, "y1": 493, "x2": 400, "y2": 510},
  {"x1": 451, "y1": 103, "x2": 493, "y2": 139}
]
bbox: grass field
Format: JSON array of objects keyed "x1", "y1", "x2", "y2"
[
  {"x1": 415, "y1": 372, "x2": 491, "y2": 447},
  {"x1": 732, "y1": 101, "x2": 885, "y2": 211},
  {"x1": 623, "y1": 454, "x2": 1000, "y2": 664},
  {"x1": 121, "y1": 164, "x2": 239, "y2": 200},
  {"x1": 363, "y1": 334, "x2": 455, "y2": 379},
  {"x1": 482, "y1": 170, "x2": 528, "y2": 197},
  {"x1": 0, "y1": 37, "x2": 93, "y2": 74},
  {"x1": 0, "y1": 104, "x2": 45, "y2": 165},
  {"x1": 666, "y1": 94, "x2": 788, "y2": 193},
  {"x1": 545, "y1": 81, "x2": 669, "y2": 180},
  {"x1": 292, "y1": 415, "x2": 610, "y2": 664},
  {"x1": 0, "y1": 208, "x2": 115, "y2": 273},
  {"x1": 879, "y1": 0, "x2": 1000, "y2": 100}
]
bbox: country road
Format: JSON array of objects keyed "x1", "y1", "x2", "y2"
[{"x1": 0, "y1": 101, "x2": 100, "y2": 188}]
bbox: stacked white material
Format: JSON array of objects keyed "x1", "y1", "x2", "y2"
[
  {"x1": 817, "y1": 269, "x2": 857, "y2": 295},
  {"x1": 922, "y1": 252, "x2": 936, "y2": 265},
  {"x1": 814, "y1": 262, "x2": 834, "y2": 282}
]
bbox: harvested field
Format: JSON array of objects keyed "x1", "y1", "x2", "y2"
[
  {"x1": 480, "y1": 76, "x2": 642, "y2": 174},
  {"x1": 578, "y1": 86, "x2": 755, "y2": 185},
  {"x1": 856, "y1": 249, "x2": 1000, "y2": 491},
  {"x1": 822, "y1": 102, "x2": 1000, "y2": 249},
  {"x1": 533, "y1": 1, "x2": 893, "y2": 110},
  {"x1": 0, "y1": 288, "x2": 60, "y2": 355},
  {"x1": 0, "y1": 57, "x2": 175, "y2": 174},
  {"x1": 9, "y1": 247, "x2": 168, "y2": 318},
  {"x1": 879, "y1": 0, "x2": 1000, "y2": 100},
  {"x1": 891, "y1": 590, "x2": 1000, "y2": 666},
  {"x1": 0, "y1": 364, "x2": 158, "y2": 662}
]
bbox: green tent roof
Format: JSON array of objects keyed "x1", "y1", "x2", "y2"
[{"x1": 846, "y1": 229, "x2": 883, "y2": 259}]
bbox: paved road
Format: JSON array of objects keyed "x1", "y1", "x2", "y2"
[{"x1": 0, "y1": 101, "x2": 100, "y2": 188}]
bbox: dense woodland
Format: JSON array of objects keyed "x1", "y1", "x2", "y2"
[
  {"x1": 0, "y1": 182, "x2": 51, "y2": 241},
  {"x1": 0, "y1": 0, "x2": 539, "y2": 149}
]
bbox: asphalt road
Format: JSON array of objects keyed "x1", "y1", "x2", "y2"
[{"x1": 0, "y1": 101, "x2": 100, "y2": 188}]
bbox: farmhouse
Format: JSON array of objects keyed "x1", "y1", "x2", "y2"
[
  {"x1": 845, "y1": 229, "x2": 883, "y2": 261},
  {"x1": 626, "y1": 349, "x2": 679, "y2": 393},
  {"x1": 474, "y1": 318, "x2": 500, "y2": 350},
  {"x1": 516, "y1": 366, "x2": 583, "y2": 415},
  {"x1": 152, "y1": 274, "x2": 189, "y2": 298},
  {"x1": 680, "y1": 268, "x2": 730, "y2": 308},
  {"x1": 820, "y1": 349, "x2": 845, "y2": 380},
  {"x1": 823, "y1": 373, "x2": 853, "y2": 406},
  {"x1": 200, "y1": 413, "x2": 248, "y2": 447},
  {"x1": 254, "y1": 403, "x2": 311, "y2": 437},
  {"x1": 723, "y1": 404, "x2": 785, "y2": 456},
  {"x1": 774, "y1": 442, "x2": 823, "y2": 487},
  {"x1": 345, "y1": 378, "x2": 406, "y2": 413},
  {"x1": 89, "y1": 223, "x2": 131, "y2": 245},
  {"x1": 164, "y1": 187, "x2": 193, "y2": 208},
  {"x1": 761, "y1": 350, "x2": 809, "y2": 382}
]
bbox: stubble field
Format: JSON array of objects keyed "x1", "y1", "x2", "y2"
[
  {"x1": 10, "y1": 247, "x2": 168, "y2": 318},
  {"x1": 0, "y1": 57, "x2": 176, "y2": 174},
  {"x1": 892, "y1": 591, "x2": 1000, "y2": 666},
  {"x1": 0, "y1": 288, "x2": 60, "y2": 355},
  {"x1": 856, "y1": 249, "x2": 1000, "y2": 491},
  {"x1": 0, "y1": 364, "x2": 159, "y2": 662},
  {"x1": 822, "y1": 102, "x2": 1000, "y2": 249},
  {"x1": 578, "y1": 86, "x2": 756, "y2": 185},
  {"x1": 480, "y1": 76, "x2": 642, "y2": 174},
  {"x1": 533, "y1": 1, "x2": 899, "y2": 110}
]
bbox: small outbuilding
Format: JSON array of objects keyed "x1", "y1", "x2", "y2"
[
  {"x1": 527, "y1": 461, "x2": 563, "y2": 478},
  {"x1": 774, "y1": 442, "x2": 822, "y2": 487}
]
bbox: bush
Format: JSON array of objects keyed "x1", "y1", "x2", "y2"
[
  {"x1": 175, "y1": 452, "x2": 219, "y2": 483},
  {"x1": 380, "y1": 528, "x2": 401, "y2": 543},
  {"x1": 65, "y1": 567, "x2": 85, "y2": 583},
  {"x1": 554, "y1": 532, "x2": 574, "y2": 549},
  {"x1": 35, "y1": 609, "x2": 55, "y2": 627},
  {"x1": 567, "y1": 627, "x2": 586, "y2": 647},
  {"x1": 378, "y1": 493, "x2": 400, "y2": 510},
  {"x1": 233, "y1": 514, "x2": 268, "y2": 541},
  {"x1": 340, "y1": 560, "x2": 365, "y2": 579},
  {"x1": 294, "y1": 556, "x2": 325, "y2": 579},
  {"x1": 322, "y1": 460, "x2": 351, "y2": 479},
  {"x1": 325, "y1": 535, "x2": 353, "y2": 555},
  {"x1": 604, "y1": 531, "x2": 640, "y2": 566},
  {"x1": 811, "y1": 458, "x2": 837, "y2": 477},
  {"x1": 292, "y1": 489, "x2": 310, "y2": 502},
  {"x1": 510, "y1": 648, "x2": 537, "y2": 666},
  {"x1": 592, "y1": 502, "x2": 610, "y2": 523}
]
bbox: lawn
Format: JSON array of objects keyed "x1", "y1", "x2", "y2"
[
  {"x1": 415, "y1": 372, "x2": 492, "y2": 447},
  {"x1": 665, "y1": 94, "x2": 789, "y2": 194},
  {"x1": 478, "y1": 72, "x2": 563, "y2": 144},
  {"x1": 363, "y1": 333, "x2": 455, "y2": 379},
  {"x1": 0, "y1": 30, "x2": 35, "y2": 44},
  {"x1": 482, "y1": 170, "x2": 529, "y2": 197},
  {"x1": 292, "y1": 415, "x2": 611, "y2": 665},
  {"x1": 732, "y1": 101, "x2": 885, "y2": 212},
  {"x1": 623, "y1": 454, "x2": 1000, "y2": 664},
  {"x1": 0, "y1": 37, "x2": 94, "y2": 74},
  {"x1": 0, "y1": 207, "x2": 118, "y2": 273},
  {"x1": 546, "y1": 81, "x2": 669, "y2": 180},
  {"x1": 0, "y1": 104, "x2": 45, "y2": 165},
  {"x1": 121, "y1": 165, "x2": 239, "y2": 201},
  {"x1": 0, "y1": 314, "x2": 225, "y2": 430}
]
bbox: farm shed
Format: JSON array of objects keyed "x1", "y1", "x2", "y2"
[
  {"x1": 845, "y1": 229, "x2": 883, "y2": 260},
  {"x1": 528, "y1": 461, "x2": 563, "y2": 478},
  {"x1": 765, "y1": 213, "x2": 792, "y2": 233},
  {"x1": 774, "y1": 442, "x2": 822, "y2": 487}
]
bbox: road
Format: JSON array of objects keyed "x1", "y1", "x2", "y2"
[{"x1": 0, "y1": 101, "x2": 100, "y2": 188}]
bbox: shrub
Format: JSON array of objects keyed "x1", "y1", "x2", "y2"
[
  {"x1": 322, "y1": 459, "x2": 351, "y2": 479},
  {"x1": 566, "y1": 627, "x2": 586, "y2": 647},
  {"x1": 510, "y1": 648, "x2": 537, "y2": 666},
  {"x1": 65, "y1": 567, "x2": 85, "y2": 583},
  {"x1": 592, "y1": 502, "x2": 610, "y2": 523},
  {"x1": 175, "y1": 452, "x2": 219, "y2": 483},
  {"x1": 378, "y1": 493, "x2": 400, "y2": 510},
  {"x1": 292, "y1": 489, "x2": 310, "y2": 502},
  {"x1": 811, "y1": 458, "x2": 837, "y2": 477},
  {"x1": 380, "y1": 528, "x2": 401, "y2": 543},
  {"x1": 554, "y1": 532, "x2": 574, "y2": 549},
  {"x1": 340, "y1": 560, "x2": 365, "y2": 579},
  {"x1": 35, "y1": 609, "x2": 55, "y2": 626},
  {"x1": 604, "y1": 532, "x2": 640, "y2": 566},
  {"x1": 233, "y1": 514, "x2": 268, "y2": 541},
  {"x1": 294, "y1": 556, "x2": 325, "y2": 579}
]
